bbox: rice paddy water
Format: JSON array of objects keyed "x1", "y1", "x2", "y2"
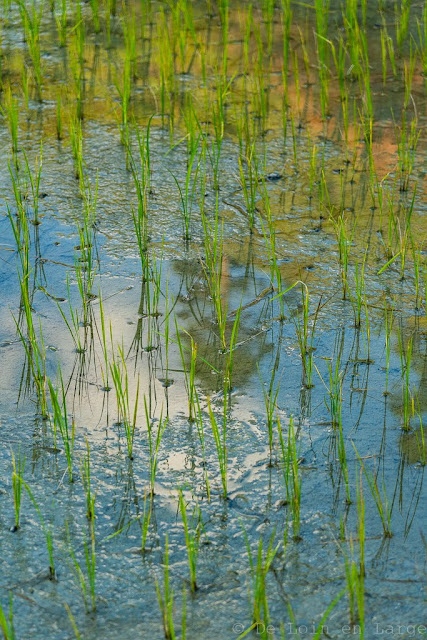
[{"x1": 0, "y1": 1, "x2": 426, "y2": 638}]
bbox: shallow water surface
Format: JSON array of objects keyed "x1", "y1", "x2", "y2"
[{"x1": 0, "y1": 1, "x2": 426, "y2": 639}]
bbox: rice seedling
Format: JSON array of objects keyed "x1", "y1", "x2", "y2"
[
  {"x1": 11, "y1": 448, "x2": 25, "y2": 531},
  {"x1": 252, "y1": 24, "x2": 269, "y2": 133},
  {"x1": 379, "y1": 193, "x2": 399, "y2": 265},
  {"x1": 219, "y1": 0, "x2": 229, "y2": 82},
  {"x1": 81, "y1": 439, "x2": 95, "y2": 521},
  {"x1": 242, "y1": 527, "x2": 280, "y2": 633},
  {"x1": 155, "y1": 534, "x2": 175, "y2": 640},
  {"x1": 383, "y1": 297, "x2": 394, "y2": 395},
  {"x1": 69, "y1": 114, "x2": 84, "y2": 181},
  {"x1": 403, "y1": 43, "x2": 417, "y2": 111},
  {"x1": 416, "y1": 3, "x2": 427, "y2": 76},
  {"x1": 66, "y1": 521, "x2": 97, "y2": 612},
  {"x1": 277, "y1": 415, "x2": 302, "y2": 540},
  {"x1": 340, "y1": 474, "x2": 366, "y2": 629},
  {"x1": 289, "y1": 112, "x2": 298, "y2": 167},
  {"x1": 207, "y1": 396, "x2": 227, "y2": 499},
  {"x1": 131, "y1": 118, "x2": 152, "y2": 267},
  {"x1": 281, "y1": 0, "x2": 292, "y2": 106},
  {"x1": 110, "y1": 345, "x2": 140, "y2": 459},
  {"x1": 1, "y1": 0, "x2": 12, "y2": 21},
  {"x1": 56, "y1": 89, "x2": 63, "y2": 140},
  {"x1": 291, "y1": 51, "x2": 301, "y2": 123},
  {"x1": 24, "y1": 482, "x2": 56, "y2": 579},
  {"x1": 20, "y1": 62, "x2": 29, "y2": 110},
  {"x1": 17, "y1": 318, "x2": 48, "y2": 415},
  {"x1": 294, "y1": 283, "x2": 320, "y2": 388},
  {"x1": 423, "y1": 259, "x2": 427, "y2": 318},
  {"x1": 395, "y1": 0, "x2": 410, "y2": 50},
  {"x1": 321, "y1": 355, "x2": 344, "y2": 430},
  {"x1": 414, "y1": 410, "x2": 426, "y2": 466},
  {"x1": 90, "y1": 0, "x2": 101, "y2": 34},
  {"x1": 145, "y1": 397, "x2": 168, "y2": 495},
  {"x1": 380, "y1": 26, "x2": 389, "y2": 84},
  {"x1": 174, "y1": 322, "x2": 197, "y2": 421},
  {"x1": 395, "y1": 189, "x2": 417, "y2": 281},
  {"x1": 85, "y1": 529, "x2": 96, "y2": 612},
  {"x1": 262, "y1": 0, "x2": 275, "y2": 58},
  {"x1": 287, "y1": 417, "x2": 302, "y2": 540},
  {"x1": 96, "y1": 290, "x2": 111, "y2": 390},
  {"x1": 73, "y1": 0, "x2": 85, "y2": 67},
  {"x1": 54, "y1": 276, "x2": 85, "y2": 354},
  {"x1": 395, "y1": 113, "x2": 420, "y2": 193},
  {"x1": 22, "y1": 144, "x2": 43, "y2": 225},
  {"x1": 74, "y1": 177, "x2": 99, "y2": 325},
  {"x1": 375, "y1": 174, "x2": 388, "y2": 232},
  {"x1": 412, "y1": 243, "x2": 424, "y2": 312},
  {"x1": 384, "y1": 22, "x2": 397, "y2": 77},
  {"x1": 1, "y1": 88, "x2": 19, "y2": 162},
  {"x1": 170, "y1": 138, "x2": 201, "y2": 242},
  {"x1": 258, "y1": 181, "x2": 285, "y2": 321},
  {"x1": 193, "y1": 391, "x2": 211, "y2": 501},
  {"x1": 8, "y1": 166, "x2": 27, "y2": 227},
  {"x1": 155, "y1": 550, "x2": 187, "y2": 639},
  {"x1": 115, "y1": 58, "x2": 132, "y2": 164},
  {"x1": 178, "y1": 489, "x2": 201, "y2": 593},
  {"x1": 48, "y1": 372, "x2": 75, "y2": 482},
  {"x1": 169, "y1": 0, "x2": 190, "y2": 74},
  {"x1": 238, "y1": 142, "x2": 259, "y2": 233},
  {"x1": 17, "y1": 0, "x2": 43, "y2": 99},
  {"x1": 11, "y1": 252, "x2": 48, "y2": 416},
  {"x1": 157, "y1": 8, "x2": 175, "y2": 133},
  {"x1": 224, "y1": 305, "x2": 242, "y2": 393},
  {"x1": 9, "y1": 194, "x2": 29, "y2": 290},
  {"x1": 285, "y1": 588, "x2": 346, "y2": 640},
  {"x1": 162, "y1": 283, "x2": 172, "y2": 387},
  {"x1": 354, "y1": 447, "x2": 393, "y2": 538},
  {"x1": 314, "y1": 0, "x2": 331, "y2": 118},
  {"x1": 356, "y1": 472, "x2": 366, "y2": 578},
  {"x1": 0, "y1": 594, "x2": 15, "y2": 640},
  {"x1": 308, "y1": 141, "x2": 318, "y2": 198},
  {"x1": 344, "y1": 524, "x2": 364, "y2": 638},
  {"x1": 55, "y1": 0, "x2": 67, "y2": 47},
  {"x1": 274, "y1": 279, "x2": 318, "y2": 386},
  {"x1": 260, "y1": 369, "x2": 280, "y2": 465},
  {"x1": 200, "y1": 202, "x2": 228, "y2": 349},
  {"x1": 64, "y1": 604, "x2": 81, "y2": 640},
  {"x1": 350, "y1": 250, "x2": 368, "y2": 330},
  {"x1": 397, "y1": 329, "x2": 414, "y2": 431},
  {"x1": 69, "y1": 38, "x2": 85, "y2": 122},
  {"x1": 133, "y1": 246, "x2": 163, "y2": 356},
  {"x1": 183, "y1": 91, "x2": 200, "y2": 156},
  {"x1": 359, "y1": 39, "x2": 374, "y2": 129},
  {"x1": 328, "y1": 376, "x2": 352, "y2": 504},
  {"x1": 140, "y1": 489, "x2": 153, "y2": 553},
  {"x1": 276, "y1": 414, "x2": 290, "y2": 504},
  {"x1": 208, "y1": 74, "x2": 233, "y2": 190},
  {"x1": 103, "y1": 0, "x2": 112, "y2": 48},
  {"x1": 331, "y1": 213, "x2": 355, "y2": 300}
]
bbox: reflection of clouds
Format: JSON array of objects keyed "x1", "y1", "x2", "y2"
[
  {"x1": 171, "y1": 254, "x2": 275, "y2": 395},
  {"x1": 0, "y1": 0, "x2": 425, "y2": 459},
  {"x1": 400, "y1": 428, "x2": 425, "y2": 465},
  {"x1": 384, "y1": 319, "x2": 427, "y2": 463}
]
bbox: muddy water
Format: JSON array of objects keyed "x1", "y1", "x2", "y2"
[{"x1": 0, "y1": 1, "x2": 426, "y2": 639}]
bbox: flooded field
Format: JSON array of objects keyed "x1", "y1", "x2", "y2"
[{"x1": 0, "y1": 1, "x2": 426, "y2": 638}]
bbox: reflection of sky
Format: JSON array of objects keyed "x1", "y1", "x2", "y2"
[
  {"x1": 2, "y1": 201, "x2": 426, "y2": 440},
  {"x1": 0, "y1": 7, "x2": 425, "y2": 636}
]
